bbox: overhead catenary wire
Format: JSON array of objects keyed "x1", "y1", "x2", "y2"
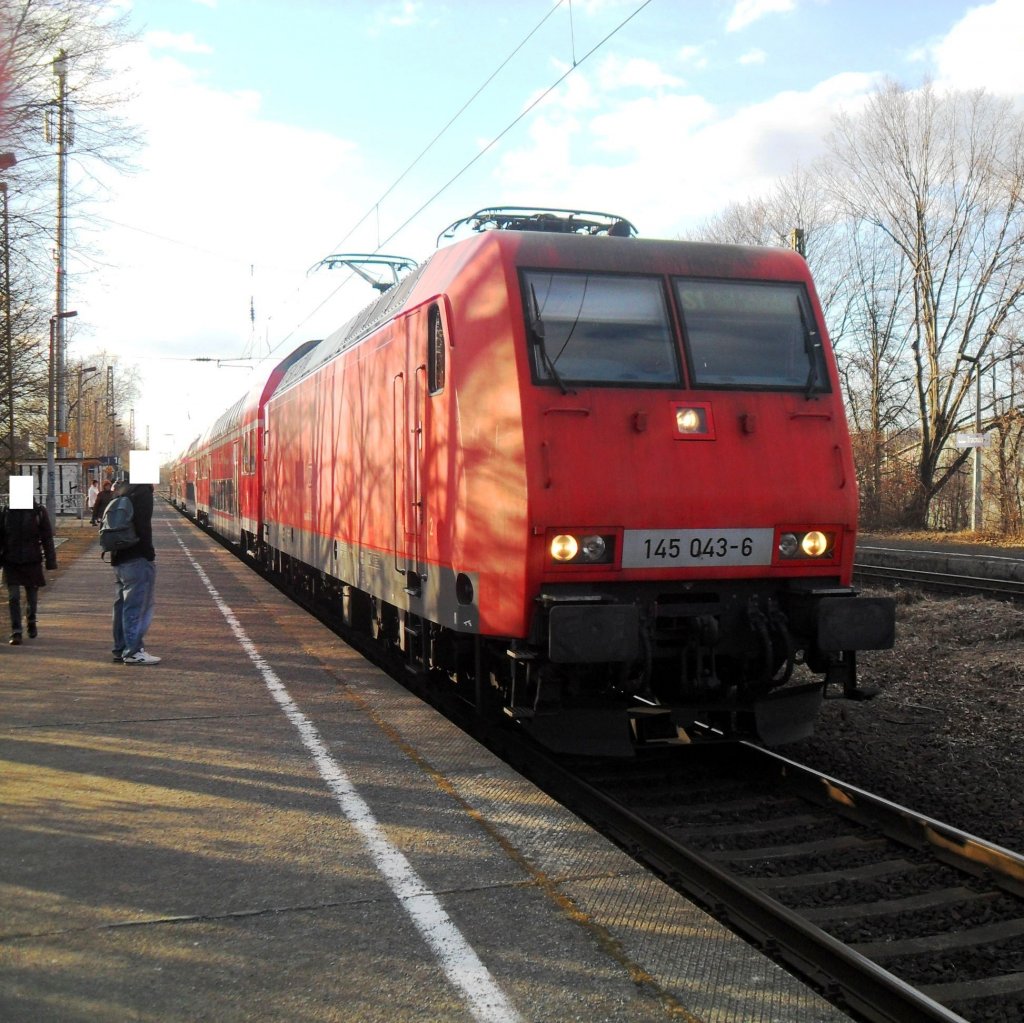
[
  {"x1": 377, "y1": 0, "x2": 654, "y2": 253},
  {"x1": 323, "y1": 0, "x2": 568, "y2": 258},
  {"x1": 111, "y1": 4, "x2": 579, "y2": 370},
  {"x1": 268, "y1": 0, "x2": 654, "y2": 360}
]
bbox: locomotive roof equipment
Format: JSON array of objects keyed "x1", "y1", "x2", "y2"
[
  {"x1": 310, "y1": 253, "x2": 418, "y2": 293},
  {"x1": 437, "y1": 205, "x2": 637, "y2": 244}
]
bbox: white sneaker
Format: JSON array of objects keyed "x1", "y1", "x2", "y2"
[{"x1": 123, "y1": 649, "x2": 161, "y2": 665}]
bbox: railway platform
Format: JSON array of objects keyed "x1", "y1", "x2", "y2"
[{"x1": 1, "y1": 503, "x2": 853, "y2": 1023}]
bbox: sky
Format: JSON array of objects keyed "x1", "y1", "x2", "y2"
[{"x1": 61, "y1": 0, "x2": 1024, "y2": 460}]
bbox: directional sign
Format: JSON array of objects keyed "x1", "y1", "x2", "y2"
[{"x1": 955, "y1": 432, "x2": 988, "y2": 448}]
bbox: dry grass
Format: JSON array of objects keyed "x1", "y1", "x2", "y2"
[{"x1": 789, "y1": 587, "x2": 1024, "y2": 850}]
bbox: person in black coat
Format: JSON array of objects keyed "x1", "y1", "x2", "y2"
[
  {"x1": 92, "y1": 479, "x2": 114, "y2": 527},
  {"x1": 0, "y1": 502, "x2": 58, "y2": 645}
]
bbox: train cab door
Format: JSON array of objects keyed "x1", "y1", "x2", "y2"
[
  {"x1": 392, "y1": 329, "x2": 422, "y2": 595},
  {"x1": 411, "y1": 303, "x2": 449, "y2": 597},
  {"x1": 394, "y1": 306, "x2": 443, "y2": 598}
]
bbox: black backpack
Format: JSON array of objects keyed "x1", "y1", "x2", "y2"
[{"x1": 99, "y1": 493, "x2": 138, "y2": 557}]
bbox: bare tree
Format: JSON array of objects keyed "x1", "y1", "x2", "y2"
[
  {"x1": 824, "y1": 80, "x2": 1024, "y2": 527},
  {"x1": 0, "y1": 0, "x2": 139, "y2": 492},
  {"x1": 697, "y1": 167, "x2": 919, "y2": 527},
  {"x1": 830, "y1": 221, "x2": 919, "y2": 526}
]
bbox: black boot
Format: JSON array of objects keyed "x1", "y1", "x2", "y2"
[
  {"x1": 28, "y1": 621, "x2": 37, "y2": 639},
  {"x1": 9, "y1": 633, "x2": 21, "y2": 645}
]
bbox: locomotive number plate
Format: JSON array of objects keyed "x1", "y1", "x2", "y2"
[{"x1": 621, "y1": 528, "x2": 774, "y2": 568}]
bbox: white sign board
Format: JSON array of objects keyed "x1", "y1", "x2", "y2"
[{"x1": 955, "y1": 432, "x2": 988, "y2": 448}]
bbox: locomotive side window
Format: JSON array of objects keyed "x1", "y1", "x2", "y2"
[
  {"x1": 674, "y1": 279, "x2": 831, "y2": 392},
  {"x1": 521, "y1": 270, "x2": 679, "y2": 387},
  {"x1": 428, "y1": 304, "x2": 445, "y2": 395}
]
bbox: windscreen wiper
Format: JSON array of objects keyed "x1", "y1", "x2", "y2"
[
  {"x1": 798, "y1": 297, "x2": 822, "y2": 399},
  {"x1": 529, "y1": 283, "x2": 573, "y2": 395}
]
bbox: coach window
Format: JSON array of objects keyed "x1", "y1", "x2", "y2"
[
  {"x1": 521, "y1": 270, "x2": 679, "y2": 387},
  {"x1": 428, "y1": 304, "x2": 445, "y2": 395},
  {"x1": 675, "y1": 278, "x2": 830, "y2": 392}
]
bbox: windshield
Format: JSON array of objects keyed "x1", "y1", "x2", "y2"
[
  {"x1": 523, "y1": 271, "x2": 680, "y2": 387},
  {"x1": 674, "y1": 279, "x2": 830, "y2": 392}
]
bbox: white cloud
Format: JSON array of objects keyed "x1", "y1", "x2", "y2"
[
  {"x1": 726, "y1": 0, "x2": 796, "y2": 33},
  {"x1": 677, "y1": 45, "x2": 708, "y2": 70},
  {"x1": 388, "y1": 2, "x2": 423, "y2": 28},
  {"x1": 144, "y1": 31, "x2": 213, "y2": 56},
  {"x1": 739, "y1": 48, "x2": 767, "y2": 66},
  {"x1": 367, "y1": 1, "x2": 425, "y2": 32},
  {"x1": 73, "y1": 39, "x2": 376, "y2": 454},
  {"x1": 494, "y1": 65, "x2": 876, "y2": 236},
  {"x1": 598, "y1": 55, "x2": 684, "y2": 91},
  {"x1": 931, "y1": 0, "x2": 1024, "y2": 95}
]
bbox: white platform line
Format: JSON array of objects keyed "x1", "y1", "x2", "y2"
[{"x1": 172, "y1": 527, "x2": 522, "y2": 1023}]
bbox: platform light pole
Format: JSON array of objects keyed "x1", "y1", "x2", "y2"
[
  {"x1": 1, "y1": 151, "x2": 15, "y2": 475},
  {"x1": 46, "y1": 309, "x2": 77, "y2": 520},
  {"x1": 962, "y1": 353, "x2": 984, "y2": 532},
  {"x1": 50, "y1": 50, "x2": 73, "y2": 457},
  {"x1": 73, "y1": 363, "x2": 97, "y2": 517}
]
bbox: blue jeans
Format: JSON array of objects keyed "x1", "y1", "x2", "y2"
[{"x1": 113, "y1": 558, "x2": 156, "y2": 658}]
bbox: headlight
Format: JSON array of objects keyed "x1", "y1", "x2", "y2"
[
  {"x1": 672, "y1": 403, "x2": 713, "y2": 440},
  {"x1": 676, "y1": 407, "x2": 704, "y2": 433},
  {"x1": 550, "y1": 534, "x2": 579, "y2": 562},
  {"x1": 801, "y1": 530, "x2": 830, "y2": 557},
  {"x1": 778, "y1": 533, "x2": 800, "y2": 557},
  {"x1": 778, "y1": 529, "x2": 835, "y2": 560},
  {"x1": 549, "y1": 532, "x2": 614, "y2": 564}
]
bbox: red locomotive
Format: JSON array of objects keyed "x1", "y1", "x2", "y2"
[{"x1": 169, "y1": 207, "x2": 894, "y2": 754}]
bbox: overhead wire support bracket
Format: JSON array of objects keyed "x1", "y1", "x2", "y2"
[{"x1": 310, "y1": 253, "x2": 418, "y2": 293}]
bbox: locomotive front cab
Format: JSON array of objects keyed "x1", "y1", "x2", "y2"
[{"x1": 501, "y1": 235, "x2": 896, "y2": 751}]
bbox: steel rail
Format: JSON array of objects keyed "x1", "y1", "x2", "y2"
[
  {"x1": 854, "y1": 562, "x2": 1024, "y2": 600},
  {"x1": 172, "y1": 502, "x2": 984, "y2": 1022},
  {"x1": 491, "y1": 735, "x2": 969, "y2": 1023}
]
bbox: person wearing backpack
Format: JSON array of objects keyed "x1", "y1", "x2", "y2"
[
  {"x1": 109, "y1": 477, "x2": 160, "y2": 665},
  {"x1": 0, "y1": 501, "x2": 58, "y2": 645}
]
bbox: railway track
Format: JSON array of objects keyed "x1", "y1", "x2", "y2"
[
  {"x1": 489, "y1": 739, "x2": 1024, "y2": 1023},
  {"x1": 188, "y1": 508, "x2": 1024, "y2": 1021},
  {"x1": 855, "y1": 547, "x2": 1024, "y2": 601}
]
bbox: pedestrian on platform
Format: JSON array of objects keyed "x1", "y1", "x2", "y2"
[
  {"x1": 110, "y1": 476, "x2": 160, "y2": 665},
  {"x1": 86, "y1": 479, "x2": 99, "y2": 523},
  {"x1": 92, "y1": 479, "x2": 114, "y2": 527},
  {"x1": 0, "y1": 501, "x2": 58, "y2": 645}
]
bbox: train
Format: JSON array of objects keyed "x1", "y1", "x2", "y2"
[{"x1": 168, "y1": 206, "x2": 895, "y2": 755}]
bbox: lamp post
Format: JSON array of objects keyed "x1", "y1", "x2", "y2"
[
  {"x1": 73, "y1": 363, "x2": 97, "y2": 518},
  {"x1": 46, "y1": 309, "x2": 77, "y2": 521},
  {"x1": 962, "y1": 354, "x2": 984, "y2": 532},
  {"x1": 1, "y1": 151, "x2": 15, "y2": 476},
  {"x1": 52, "y1": 50, "x2": 71, "y2": 457}
]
